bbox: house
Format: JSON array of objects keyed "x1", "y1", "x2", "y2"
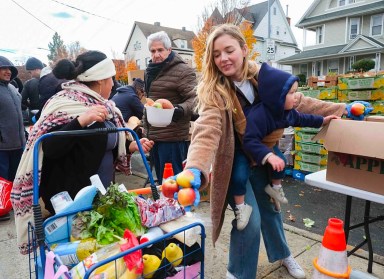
[
  {"x1": 279, "y1": 0, "x2": 384, "y2": 77},
  {"x1": 122, "y1": 21, "x2": 196, "y2": 70},
  {"x1": 211, "y1": 0, "x2": 300, "y2": 73},
  {"x1": 240, "y1": 0, "x2": 300, "y2": 72}
]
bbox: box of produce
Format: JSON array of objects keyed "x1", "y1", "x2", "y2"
[
  {"x1": 294, "y1": 142, "x2": 328, "y2": 155},
  {"x1": 300, "y1": 87, "x2": 337, "y2": 100},
  {"x1": 294, "y1": 160, "x2": 326, "y2": 172},
  {"x1": 294, "y1": 131, "x2": 324, "y2": 144},
  {"x1": 295, "y1": 151, "x2": 327, "y2": 165},
  {"x1": 337, "y1": 88, "x2": 384, "y2": 102}
]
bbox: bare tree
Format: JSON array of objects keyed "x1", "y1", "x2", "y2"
[
  {"x1": 67, "y1": 41, "x2": 87, "y2": 61},
  {"x1": 196, "y1": 0, "x2": 251, "y2": 31}
]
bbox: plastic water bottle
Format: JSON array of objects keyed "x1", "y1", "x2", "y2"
[{"x1": 140, "y1": 227, "x2": 164, "y2": 247}]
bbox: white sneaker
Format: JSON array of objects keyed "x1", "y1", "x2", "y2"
[
  {"x1": 282, "y1": 255, "x2": 306, "y2": 279},
  {"x1": 226, "y1": 270, "x2": 238, "y2": 279},
  {"x1": 265, "y1": 184, "x2": 288, "y2": 204},
  {"x1": 234, "y1": 204, "x2": 253, "y2": 230}
]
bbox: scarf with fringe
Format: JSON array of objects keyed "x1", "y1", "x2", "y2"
[{"x1": 11, "y1": 81, "x2": 130, "y2": 254}]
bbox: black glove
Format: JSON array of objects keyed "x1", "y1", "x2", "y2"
[{"x1": 172, "y1": 105, "x2": 184, "y2": 122}]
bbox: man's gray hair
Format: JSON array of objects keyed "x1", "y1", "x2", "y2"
[{"x1": 147, "y1": 31, "x2": 172, "y2": 50}]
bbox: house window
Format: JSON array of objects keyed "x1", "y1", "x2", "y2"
[
  {"x1": 349, "y1": 17, "x2": 360, "y2": 39},
  {"x1": 371, "y1": 14, "x2": 383, "y2": 36},
  {"x1": 180, "y1": 40, "x2": 186, "y2": 49},
  {"x1": 348, "y1": 56, "x2": 355, "y2": 72},
  {"x1": 316, "y1": 26, "x2": 324, "y2": 44},
  {"x1": 133, "y1": 41, "x2": 141, "y2": 51},
  {"x1": 136, "y1": 59, "x2": 140, "y2": 69},
  {"x1": 328, "y1": 59, "x2": 339, "y2": 74},
  {"x1": 300, "y1": 64, "x2": 308, "y2": 77},
  {"x1": 339, "y1": 0, "x2": 354, "y2": 6},
  {"x1": 273, "y1": 7, "x2": 276, "y2": 15},
  {"x1": 276, "y1": 26, "x2": 280, "y2": 36}
]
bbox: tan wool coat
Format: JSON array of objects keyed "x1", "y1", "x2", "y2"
[
  {"x1": 185, "y1": 97, "x2": 235, "y2": 245},
  {"x1": 185, "y1": 74, "x2": 347, "y2": 246}
]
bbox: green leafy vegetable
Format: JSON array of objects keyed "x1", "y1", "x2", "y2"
[{"x1": 72, "y1": 184, "x2": 146, "y2": 245}]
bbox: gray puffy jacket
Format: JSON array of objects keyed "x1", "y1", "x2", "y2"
[{"x1": 0, "y1": 56, "x2": 26, "y2": 150}]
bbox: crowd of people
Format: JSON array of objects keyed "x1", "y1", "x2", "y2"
[{"x1": 0, "y1": 23, "x2": 371, "y2": 278}]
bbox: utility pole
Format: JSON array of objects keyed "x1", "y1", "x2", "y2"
[{"x1": 266, "y1": 0, "x2": 275, "y2": 65}]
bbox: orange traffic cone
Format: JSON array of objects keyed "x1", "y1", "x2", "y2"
[
  {"x1": 162, "y1": 163, "x2": 174, "y2": 182},
  {"x1": 312, "y1": 218, "x2": 351, "y2": 279}
]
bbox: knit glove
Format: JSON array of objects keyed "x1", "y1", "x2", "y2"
[
  {"x1": 346, "y1": 101, "x2": 373, "y2": 120},
  {"x1": 173, "y1": 168, "x2": 201, "y2": 210},
  {"x1": 172, "y1": 105, "x2": 184, "y2": 122}
]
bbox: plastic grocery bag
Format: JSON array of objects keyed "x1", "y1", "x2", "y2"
[
  {"x1": 44, "y1": 251, "x2": 69, "y2": 279},
  {"x1": 0, "y1": 177, "x2": 12, "y2": 215},
  {"x1": 70, "y1": 229, "x2": 142, "y2": 279}
]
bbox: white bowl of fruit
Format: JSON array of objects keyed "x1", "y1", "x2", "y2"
[{"x1": 145, "y1": 98, "x2": 175, "y2": 127}]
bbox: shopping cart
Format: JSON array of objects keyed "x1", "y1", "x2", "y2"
[{"x1": 27, "y1": 127, "x2": 205, "y2": 279}]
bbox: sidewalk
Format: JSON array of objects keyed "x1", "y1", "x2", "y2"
[{"x1": 1, "y1": 167, "x2": 383, "y2": 278}]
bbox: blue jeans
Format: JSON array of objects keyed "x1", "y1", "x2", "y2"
[
  {"x1": 228, "y1": 149, "x2": 250, "y2": 196},
  {"x1": 271, "y1": 144, "x2": 287, "y2": 180},
  {"x1": 151, "y1": 141, "x2": 189, "y2": 183},
  {"x1": 227, "y1": 165, "x2": 291, "y2": 278},
  {"x1": 0, "y1": 149, "x2": 23, "y2": 181}
]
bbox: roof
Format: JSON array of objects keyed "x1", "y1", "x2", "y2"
[
  {"x1": 279, "y1": 45, "x2": 347, "y2": 64},
  {"x1": 279, "y1": 35, "x2": 384, "y2": 64},
  {"x1": 238, "y1": 0, "x2": 272, "y2": 29},
  {"x1": 296, "y1": 2, "x2": 384, "y2": 28},
  {"x1": 126, "y1": 21, "x2": 196, "y2": 51}
]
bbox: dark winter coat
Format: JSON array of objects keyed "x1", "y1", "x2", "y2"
[
  {"x1": 112, "y1": 85, "x2": 144, "y2": 121},
  {"x1": 143, "y1": 52, "x2": 197, "y2": 141},
  {"x1": 243, "y1": 63, "x2": 324, "y2": 165},
  {"x1": 21, "y1": 78, "x2": 40, "y2": 110}
]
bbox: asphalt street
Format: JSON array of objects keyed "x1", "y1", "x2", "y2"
[{"x1": 281, "y1": 176, "x2": 384, "y2": 256}]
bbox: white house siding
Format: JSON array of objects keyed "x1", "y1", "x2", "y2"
[
  {"x1": 252, "y1": 0, "x2": 296, "y2": 72},
  {"x1": 325, "y1": 19, "x2": 347, "y2": 46},
  {"x1": 125, "y1": 26, "x2": 150, "y2": 70}
]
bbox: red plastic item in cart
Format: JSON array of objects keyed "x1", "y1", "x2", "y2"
[{"x1": 0, "y1": 177, "x2": 12, "y2": 216}]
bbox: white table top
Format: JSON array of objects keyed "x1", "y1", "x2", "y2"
[{"x1": 304, "y1": 170, "x2": 384, "y2": 204}]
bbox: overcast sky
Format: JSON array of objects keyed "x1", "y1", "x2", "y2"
[{"x1": 3, "y1": 0, "x2": 314, "y2": 65}]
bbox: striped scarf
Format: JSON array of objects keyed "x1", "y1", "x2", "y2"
[{"x1": 11, "y1": 81, "x2": 130, "y2": 254}]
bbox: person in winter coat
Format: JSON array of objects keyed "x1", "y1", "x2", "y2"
[
  {"x1": 21, "y1": 57, "x2": 44, "y2": 123},
  {"x1": 0, "y1": 56, "x2": 25, "y2": 222},
  {"x1": 35, "y1": 66, "x2": 67, "y2": 120},
  {"x1": 11, "y1": 50, "x2": 154, "y2": 254},
  {"x1": 174, "y1": 24, "x2": 359, "y2": 279},
  {"x1": 112, "y1": 77, "x2": 145, "y2": 122},
  {"x1": 143, "y1": 31, "x2": 197, "y2": 183},
  {"x1": 233, "y1": 64, "x2": 339, "y2": 228}
]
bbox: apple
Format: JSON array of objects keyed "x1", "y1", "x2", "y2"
[
  {"x1": 156, "y1": 98, "x2": 173, "y2": 109},
  {"x1": 145, "y1": 98, "x2": 155, "y2": 106},
  {"x1": 350, "y1": 103, "x2": 365, "y2": 116},
  {"x1": 161, "y1": 178, "x2": 179, "y2": 199},
  {"x1": 177, "y1": 188, "x2": 196, "y2": 207},
  {"x1": 152, "y1": 102, "x2": 163, "y2": 109},
  {"x1": 176, "y1": 169, "x2": 194, "y2": 188}
]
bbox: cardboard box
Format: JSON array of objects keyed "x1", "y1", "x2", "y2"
[
  {"x1": 295, "y1": 151, "x2": 327, "y2": 165},
  {"x1": 127, "y1": 70, "x2": 145, "y2": 84},
  {"x1": 314, "y1": 119, "x2": 384, "y2": 195},
  {"x1": 294, "y1": 142, "x2": 328, "y2": 155},
  {"x1": 294, "y1": 160, "x2": 326, "y2": 172}
]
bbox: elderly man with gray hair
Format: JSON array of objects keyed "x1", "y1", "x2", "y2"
[{"x1": 143, "y1": 30, "x2": 197, "y2": 183}]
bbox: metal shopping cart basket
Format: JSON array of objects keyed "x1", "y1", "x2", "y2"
[{"x1": 27, "y1": 127, "x2": 205, "y2": 279}]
